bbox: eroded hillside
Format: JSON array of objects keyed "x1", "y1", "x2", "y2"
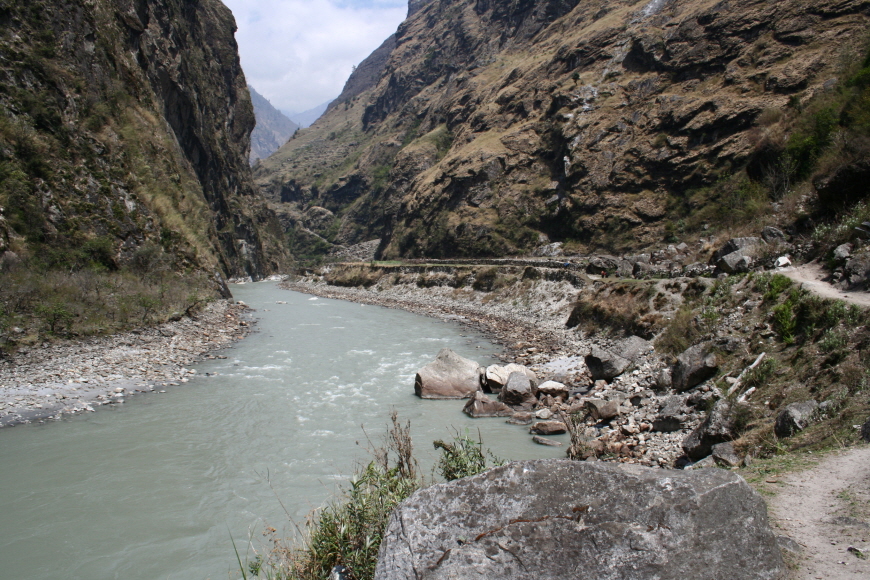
[{"x1": 255, "y1": 0, "x2": 870, "y2": 260}]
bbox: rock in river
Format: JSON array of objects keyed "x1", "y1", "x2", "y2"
[
  {"x1": 414, "y1": 348, "x2": 483, "y2": 399},
  {"x1": 463, "y1": 391, "x2": 514, "y2": 418},
  {"x1": 375, "y1": 459, "x2": 785, "y2": 580}
]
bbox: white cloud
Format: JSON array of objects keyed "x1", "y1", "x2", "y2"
[{"x1": 222, "y1": 0, "x2": 407, "y2": 113}]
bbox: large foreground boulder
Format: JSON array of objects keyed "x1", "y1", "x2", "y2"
[
  {"x1": 414, "y1": 348, "x2": 482, "y2": 399},
  {"x1": 375, "y1": 459, "x2": 785, "y2": 580}
]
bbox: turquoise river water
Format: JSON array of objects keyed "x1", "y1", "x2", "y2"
[{"x1": 0, "y1": 282, "x2": 565, "y2": 579}]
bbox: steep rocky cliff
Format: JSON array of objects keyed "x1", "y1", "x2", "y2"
[
  {"x1": 256, "y1": 0, "x2": 870, "y2": 259},
  {"x1": 250, "y1": 85, "x2": 299, "y2": 165},
  {"x1": 0, "y1": 0, "x2": 288, "y2": 279}
]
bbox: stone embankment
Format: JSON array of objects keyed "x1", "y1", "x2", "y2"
[{"x1": 0, "y1": 300, "x2": 254, "y2": 427}]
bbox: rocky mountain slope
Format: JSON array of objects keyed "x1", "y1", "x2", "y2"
[
  {"x1": 249, "y1": 85, "x2": 299, "y2": 165},
  {"x1": 255, "y1": 0, "x2": 870, "y2": 261},
  {"x1": 0, "y1": 0, "x2": 288, "y2": 281}
]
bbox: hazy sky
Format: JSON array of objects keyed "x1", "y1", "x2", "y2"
[{"x1": 222, "y1": 0, "x2": 408, "y2": 114}]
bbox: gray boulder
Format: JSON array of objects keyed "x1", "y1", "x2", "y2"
[
  {"x1": 585, "y1": 346, "x2": 631, "y2": 381},
  {"x1": 774, "y1": 400, "x2": 818, "y2": 438},
  {"x1": 585, "y1": 398, "x2": 620, "y2": 422},
  {"x1": 483, "y1": 363, "x2": 536, "y2": 392},
  {"x1": 586, "y1": 255, "x2": 620, "y2": 276},
  {"x1": 712, "y1": 442, "x2": 741, "y2": 467},
  {"x1": 462, "y1": 391, "x2": 514, "y2": 418},
  {"x1": 712, "y1": 237, "x2": 765, "y2": 263},
  {"x1": 414, "y1": 348, "x2": 482, "y2": 399},
  {"x1": 585, "y1": 336, "x2": 651, "y2": 381},
  {"x1": 672, "y1": 342, "x2": 718, "y2": 392},
  {"x1": 717, "y1": 252, "x2": 754, "y2": 274},
  {"x1": 536, "y1": 380, "x2": 569, "y2": 399},
  {"x1": 683, "y1": 400, "x2": 738, "y2": 460},
  {"x1": 497, "y1": 372, "x2": 538, "y2": 410},
  {"x1": 531, "y1": 435, "x2": 562, "y2": 446},
  {"x1": 529, "y1": 420, "x2": 567, "y2": 435},
  {"x1": 375, "y1": 460, "x2": 785, "y2": 580}
]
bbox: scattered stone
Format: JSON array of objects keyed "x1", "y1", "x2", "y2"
[
  {"x1": 463, "y1": 391, "x2": 514, "y2": 418},
  {"x1": 375, "y1": 460, "x2": 785, "y2": 580},
  {"x1": 685, "y1": 455, "x2": 717, "y2": 470},
  {"x1": 534, "y1": 408, "x2": 553, "y2": 420},
  {"x1": 775, "y1": 256, "x2": 792, "y2": 268},
  {"x1": 774, "y1": 400, "x2": 819, "y2": 438},
  {"x1": 776, "y1": 535, "x2": 803, "y2": 555},
  {"x1": 652, "y1": 395, "x2": 689, "y2": 432},
  {"x1": 507, "y1": 411, "x2": 533, "y2": 426},
  {"x1": 833, "y1": 243, "x2": 853, "y2": 262},
  {"x1": 414, "y1": 348, "x2": 483, "y2": 399}
]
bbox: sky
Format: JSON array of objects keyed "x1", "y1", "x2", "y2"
[{"x1": 222, "y1": 0, "x2": 408, "y2": 114}]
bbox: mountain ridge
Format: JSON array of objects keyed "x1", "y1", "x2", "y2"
[{"x1": 254, "y1": 0, "x2": 870, "y2": 261}]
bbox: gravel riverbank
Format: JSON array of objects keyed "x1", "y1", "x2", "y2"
[{"x1": 0, "y1": 300, "x2": 254, "y2": 427}]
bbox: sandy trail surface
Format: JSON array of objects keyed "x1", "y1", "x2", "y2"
[
  {"x1": 781, "y1": 262, "x2": 870, "y2": 308},
  {"x1": 769, "y1": 446, "x2": 870, "y2": 579}
]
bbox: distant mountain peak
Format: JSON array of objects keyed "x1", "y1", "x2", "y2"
[{"x1": 248, "y1": 85, "x2": 299, "y2": 164}]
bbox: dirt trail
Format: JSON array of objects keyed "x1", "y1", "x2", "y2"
[
  {"x1": 768, "y1": 446, "x2": 870, "y2": 579},
  {"x1": 781, "y1": 262, "x2": 870, "y2": 307}
]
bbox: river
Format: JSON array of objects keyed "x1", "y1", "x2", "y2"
[{"x1": 0, "y1": 282, "x2": 565, "y2": 580}]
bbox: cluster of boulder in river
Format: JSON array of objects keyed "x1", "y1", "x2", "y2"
[{"x1": 414, "y1": 339, "x2": 748, "y2": 469}]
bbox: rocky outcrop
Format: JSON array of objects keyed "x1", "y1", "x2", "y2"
[
  {"x1": 414, "y1": 348, "x2": 483, "y2": 399},
  {"x1": 256, "y1": 0, "x2": 868, "y2": 261},
  {"x1": 375, "y1": 459, "x2": 785, "y2": 580}
]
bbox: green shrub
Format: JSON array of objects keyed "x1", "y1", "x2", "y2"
[
  {"x1": 433, "y1": 431, "x2": 503, "y2": 481},
  {"x1": 772, "y1": 302, "x2": 797, "y2": 344}
]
